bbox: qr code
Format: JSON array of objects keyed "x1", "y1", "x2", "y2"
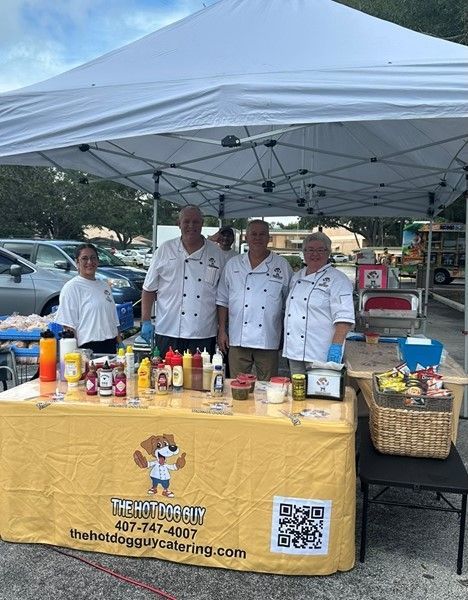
[{"x1": 270, "y1": 496, "x2": 331, "y2": 555}]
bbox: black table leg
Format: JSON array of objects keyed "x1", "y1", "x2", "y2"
[
  {"x1": 457, "y1": 494, "x2": 467, "y2": 575},
  {"x1": 360, "y1": 482, "x2": 369, "y2": 563}
]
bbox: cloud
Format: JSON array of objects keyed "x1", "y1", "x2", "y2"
[{"x1": 0, "y1": 0, "x2": 216, "y2": 92}]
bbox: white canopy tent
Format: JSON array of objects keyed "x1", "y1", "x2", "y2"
[
  {"x1": 0, "y1": 0, "x2": 467, "y2": 221},
  {"x1": 1, "y1": 0, "x2": 468, "y2": 412}
]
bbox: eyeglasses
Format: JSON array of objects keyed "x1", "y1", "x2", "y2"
[
  {"x1": 78, "y1": 256, "x2": 98, "y2": 263},
  {"x1": 303, "y1": 248, "x2": 328, "y2": 254}
]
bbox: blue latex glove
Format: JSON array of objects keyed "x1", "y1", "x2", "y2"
[
  {"x1": 140, "y1": 320, "x2": 154, "y2": 344},
  {"x1": 327, "y1": 343, "x2": 343, "y2": 363}
]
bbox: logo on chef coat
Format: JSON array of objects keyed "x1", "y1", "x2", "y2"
[
  {"x1": 208, "y1": 257, "x2": 219, "y2": 269},
  {"x1": 272, "y1": 267, "x2": 283, "y2": 279},
  {"x1": 104, "y1": 289, "x2": 113, "y2": 302},
  {"x1": 318, "y1": 277, "x2": 331, "y2": 288}
]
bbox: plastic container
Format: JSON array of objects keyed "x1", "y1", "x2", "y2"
[
  {"x1": 397, "y1": 338, "x2": 443, "y2": 371},
  {"x1": 114, "y1": 366, "x2": 127, "y2": 397},
  {"x1": 211, "y1": 364, "x2": 224, "y2": 396},
  {"x1": 365, "y1": 332, "x2": 380, "y2": 344},
  {"x1": 183, "y1": 350, "x2": 192, "y2": 389},
  {"x1": 125, "y1": 345, "x2": 135, "y2": 379},
  {"x1": 230, "y1": 379, "x2": 251, "y2": 400},
  {"x1": 138, "y1": 358, "x2": 151, "y2": 389},
  {"x1": 236, "y1": 373, "x2": 257, "y2": 393},
  {"x1": 59, "y1": 332, "x2": 77, "y2": 381},
  {"x1": 266, "y1": 382, "x2": 287, "y2": 404},
  {"x1": 98, "y1": 361, "x2": 113, "y2": 396},
  {"x1": 172, "y1": 351, "x2": 183, "y2": 391},
  {"x1": 85, "y1": 362, "x2": 98, "y2": 395},
  {"x1": 64, "y1": 352, "x2": 82, "y2": 386},
  {"x1": 39, "y1": 330, "x2": 57, "y2": 382},
  {"x1": 192, "y1": 349, "x2": 203, "y2": 391},
  {"x1": 203, "y1": 364, "x2": 213, "y2": 391}
]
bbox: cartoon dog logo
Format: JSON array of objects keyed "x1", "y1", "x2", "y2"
[
  {"x1": 133, "y1": 433, "x2": 186, "y2": 498},
  {"x1": 316, "y1": 377, "x2": 329, "y2": 393}
]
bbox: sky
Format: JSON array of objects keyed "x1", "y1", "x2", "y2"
[{"x1": 0, "y1": 0, "x2": 298, "y2": 224}]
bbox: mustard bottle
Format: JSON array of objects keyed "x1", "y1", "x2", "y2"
[
  {"x1": 64, "y1": 352, "x2": 82, "y2": 387},
  {"x1": 138, "y1": 357, "x2": 151, "y2": 389}
]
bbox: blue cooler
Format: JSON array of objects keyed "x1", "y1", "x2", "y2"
[{"x1": 397, "y1": 338, "x2": 443, "y2": 370}]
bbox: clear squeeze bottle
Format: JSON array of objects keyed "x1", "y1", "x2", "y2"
[
  {"x1": 211, "y1": 364, "x2": 224, "y2": 397},
  {"x1": 125, "y1": 345, "x2": 135, "y2": 379},
  {"x1": 183, "y1": 349, "x2": 192, "y2": 389},
  {"x1": 172, "y1": 351, "x2": 184, "y2": 392}
]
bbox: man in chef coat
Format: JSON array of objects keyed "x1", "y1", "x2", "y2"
[
  {"x1": 216, "y1": 220, "x2": 292, "y2": 381},
  {"x1": 140, "y1": 205, "x2": 226, "y2": 356}
]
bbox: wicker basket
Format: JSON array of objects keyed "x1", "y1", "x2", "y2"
[{"x1": 370, "y1": 374, "x2": 453, "y2": 459}]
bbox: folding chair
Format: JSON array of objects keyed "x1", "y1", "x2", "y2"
[{"x1": 0, "y1": 348, "x2": 20, "y2": 389}]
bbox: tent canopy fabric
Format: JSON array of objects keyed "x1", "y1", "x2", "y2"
[{"x1": 0, "y1": 0, "x2": 467, "y2": 218}]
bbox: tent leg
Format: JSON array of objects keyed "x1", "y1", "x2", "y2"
[{"x1": 463, "y1": 188, "x2": 468, "y2": 418}]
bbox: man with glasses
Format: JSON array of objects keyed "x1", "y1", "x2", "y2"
[
  {"x1": 217, "y1": 220, "x2": 292, "y2": 381},
  {"x1": 283, "y1": 232, "x2": 355, "y2": 373}
]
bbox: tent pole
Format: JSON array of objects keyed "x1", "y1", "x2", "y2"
[
  {"x1": 463, "y1": 182, "x2": 468, "y2": 417},
  {"x1": 152, "y1": 171, "x2": 161, "y2": 251},
  {"x1": 422, "y1": 218, "x2": 433, "y2": 333}
]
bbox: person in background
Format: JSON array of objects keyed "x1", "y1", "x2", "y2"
[
  {"x1": 54, "y1": 243, "x2": 123, "y2": 354},
  {"x1": 140, "y1": 205, "x2": 226, "y2": 356},
  {"x1": 217, "y1": 220, "x2": 292, "y2": 381},
  {"x1": 283, "y1": 232, "x2": 355, "y2": 374},
  {"x1": 380, "y1": 247, "x2": 390, "y2": 265},
  {"x1": 209, "y1": 226, "x2": 237, "y2": 260}
]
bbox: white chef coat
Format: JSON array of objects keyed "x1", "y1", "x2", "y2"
[
  {"x1": 54, "y1": 276, "x2": 119, "y2": 346},
  {"x1": 283, "y1": 264, "x2": 355, "y2": 362},
  {"x1": 143, "y1": 237, "x2": 226, "y2": 339},
  {"x1": 217, "y1": 252, "x2": 292, "y2": 350},
  {"x1": 147, "y1": 460, "x2": 177, "y2": 481}
]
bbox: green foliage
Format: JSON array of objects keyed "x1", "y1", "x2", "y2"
[{"x1": 282, "y1": 255, "x2": 304, "y2": 271}]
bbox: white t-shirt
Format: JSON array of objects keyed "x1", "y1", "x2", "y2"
[
  {"x1": 143, "y1": 237, "x2": 226, "y2": 339},
  {"x1": 54, "y1": 276, "x2": 119, "y2": 346},
  {"x1": 282, "y1": 264, "x2": 355, "y2": 362},
  {"x1": 216, "y1": 252, "x2": 292, "y2": 350}
]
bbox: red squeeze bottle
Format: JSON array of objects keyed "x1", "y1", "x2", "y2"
[{"x1": 192, "y1": 348, "x2": 203, "y2": 391}]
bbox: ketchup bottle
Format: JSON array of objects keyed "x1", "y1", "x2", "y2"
[{"x1": 192, "y1": 348, "x2": 203, "y2": 391}]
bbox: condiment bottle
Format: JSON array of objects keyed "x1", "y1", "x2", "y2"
[
  {"x1": 183, "y1": 349, "x2": 192, "y2": 389},
  {"x1": 172, "y1": 351, "x2": 184, "y2": 391},
  {"x1": 150, "y1": 347, "x2": 162, "y2": 388},
  {"x1": 192, "y1": 348, "x2": 203, "y2": 391},
  {"x1": 58, "y1": 331, "x2": 77, "y2": 381},
  {"x1": 39, "y1": 330, "x2": 57, "y2": 382},
  {"x1": 164, "y1": 358, "x2": 173, "y2": 392},
  {"x1": 203, "y1": 363, "x2": 213, "y2": 391},
  {"x1": 201, "y1": 347, "x2": 211, "y2": 365},
  {"x1": 114, "y1": 365, "x2": 127, "y2": 397},
  {"x1": 64, "y1": 352, "x2": 82, "y2": 387},
  {"x1": 156, "y1": 363, "x2": 168, "y2": 395},
  {"x1": 85, "y1": 361, "x2": 98, "y2": 395},
  {"x1": 212, "y1": 346, "x2": 224, "y2": 368},
  {"x1": 211, "y1": 364, "x2": 224, "y2": 397},
  {"x1": 98, "y1": 361, "x2": 113, "y2": 397},
  {"x1": 125, "y1": 345, "x2": 135, "y2": 379},
  {"x1": 138, "y1": 358, "x2": 151, "y2": 389}
]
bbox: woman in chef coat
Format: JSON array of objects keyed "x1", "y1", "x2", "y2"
[{"x1": 282, "y1": 232, "x2": 355, "y2": 374}]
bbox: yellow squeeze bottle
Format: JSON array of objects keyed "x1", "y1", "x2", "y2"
[
  {"x1": 137, "y1": 358, "x2": 151, "y2": 389},
  {"x1": 63, "y1": 352, "x2": 82, "y2": 386}
]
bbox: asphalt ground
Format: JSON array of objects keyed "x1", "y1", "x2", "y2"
[{"x1": 1, "y1": 277, "x2": 468, "y2": 600}]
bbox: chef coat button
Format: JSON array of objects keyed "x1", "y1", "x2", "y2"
[
  {"x1": 182, "y1": 311, "x2": 185, "y2": 315},
  {"x1": 298, "y1": 281, "x2": 301, "y2": 284},
  {"x1": 198, "y1": 278, "x2": 202, "y2": 282},
  {"x1": 267, "y1": 273, "x2": 269, "y2": 276},
  {"x1": 302, "y1": 316, "x2": 306, "y2": 319},
  {"x1": 247, "y1": 287, "x2": 250, "y2": 290},
  {"x1": 301, "y1": 335, "x2": 304, "y2": 339},
  {"x1": 288, "y1": 313, "x2": 291, "y2": 317},
  {"x1": 262, "y1": 306, "x2": 265, "y2": 309},
  {"x1": 244, "y1": 321, "x2": 247, "y2": 325},
  {"x1": 185, "y1": 259, "x2": 189, "y2": 263},
  {"x1": 184, "y1": 276, "x2": 188, "y2": 280},
  {"x1": 194, "y1": 313, "x2": 198, "y2": 316},
  {"x1": 199, "y1": 261, "x2": 203, "y2": 265},
  {"x1": 258, "y1": 324, "x2": 262, "y2": 327},
  {"x1": 196, "y1": 295, "x2": 200, "y2": 298},
  {"x1": 245, "y1": 304, "x2": 248, "y2": 307},
  {"x1": 183, "y1": 293, "x2": 187, "y2": 297},
  {"x1": 264, "y1": 289, "x2": 267, "y2": 292},
  {"x1": 291, "y1": 296, "x2": 294, "y2": 299},
  {"x1": 304, "y1": 298, "x2": 307, "y2": 301},
  {"x1": 287, "y1": 332, "x2": 290, "y2": 336}
]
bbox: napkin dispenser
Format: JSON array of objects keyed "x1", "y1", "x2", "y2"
[{"x1": 306, "y1": 365, "x2": 346, "y2": 400}]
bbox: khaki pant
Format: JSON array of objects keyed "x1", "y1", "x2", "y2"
[{"x1": 229, "y1": 346, "x2": 279, "y2": 382}]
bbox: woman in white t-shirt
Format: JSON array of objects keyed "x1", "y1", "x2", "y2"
[{"x1": 54, "y1": 243, "x2": 122, "y2": 354}]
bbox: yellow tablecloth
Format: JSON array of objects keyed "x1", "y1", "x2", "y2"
[
  {"x1": 0, "y1": 380, "x2": 356, "y2": 575},
  {"x1": 345, "y1": 340, "x2": 468, "y2": 442}
]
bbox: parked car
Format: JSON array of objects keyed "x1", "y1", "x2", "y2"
[
  {"x1": 331, "y1": 252, "x2": 349, "y2": 263},
  {"x1": 0, "y1": 239, "x2": 147, "y2": 313},
  {"x1": 0, "y1": 247, "x2": 70, "y2": 316}
]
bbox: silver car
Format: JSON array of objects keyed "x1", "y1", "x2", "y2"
[{"x1": 0, "y1": 247, "x2": 70, "y2": 316}]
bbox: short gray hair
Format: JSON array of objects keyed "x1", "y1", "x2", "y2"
[
  {"x1": 178, "y1": 205, "x2": 204, "y2": 222},
  {"x1": 302, "y1": 232, "x2": 332, "y2": 253}
]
